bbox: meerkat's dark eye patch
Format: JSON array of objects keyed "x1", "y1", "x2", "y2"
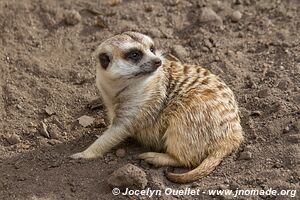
[
  {"x1": 125, "y1": 49, "x2": 143, "y2": 63},
  {"x1": 150, "y1": 45, "x2": 155, "y2": 53},
  {"x1": 99, "y1": 53, "x2": 110, "y2": 69}
]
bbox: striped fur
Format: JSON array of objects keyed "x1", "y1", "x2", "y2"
[{"x1": 71, "y1": 32, "x2": 244, "y2": 183}]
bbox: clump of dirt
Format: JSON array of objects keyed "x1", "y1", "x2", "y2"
[{"x1": 0, "y1": 0, "x2": 299, "y2": 199}]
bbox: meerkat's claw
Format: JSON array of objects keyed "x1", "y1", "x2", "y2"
[
  {"x1": 70, "y1": 152, "x2": 86, "y2": 159},
  {"x1": 70, "y1": 151, "x2": 99, "y2": 159}
]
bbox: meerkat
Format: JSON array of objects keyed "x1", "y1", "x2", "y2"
[{"x1": 71, "y1": 31, "x2": 244, "y2": 183}]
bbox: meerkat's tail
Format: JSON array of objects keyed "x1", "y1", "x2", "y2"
[
  {"x1": 166, "y1": 150, "x2": 227, "y2": 184},
  {"x1": 166, "y1": 135, "x2": 244, "y2": 184}
]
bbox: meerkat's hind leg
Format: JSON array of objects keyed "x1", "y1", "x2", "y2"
[{"x1": 138, "y1": 152, "x2": 182, "y2": 167}]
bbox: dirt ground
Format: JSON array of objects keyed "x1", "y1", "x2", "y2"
[{"x1": 0, "y1": 0, "x2": 299, "y2": 199}]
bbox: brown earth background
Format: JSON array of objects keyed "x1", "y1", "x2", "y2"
[{"x1": 0, "y1": 0, "x2": 299, "y2": 199}]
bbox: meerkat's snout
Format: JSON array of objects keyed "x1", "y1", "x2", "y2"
[
  {"x1": 152, "y1": 58, "x2": 162, "y2": 68},
  {"x1": 138, "y1": 57, "x2": 162, "y2": 75}
]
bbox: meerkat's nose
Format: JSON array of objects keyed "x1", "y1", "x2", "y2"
[{"x1": 153, "y1": 58, "x2": 162, "y2": 68}]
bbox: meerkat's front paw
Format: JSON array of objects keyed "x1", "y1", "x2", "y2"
[
  {"x1": 70, "y1": 152, "x2": 86, "y2": 159},
  {"x1": 70, "y1": 151, "x2": 101, "y2": 159}
]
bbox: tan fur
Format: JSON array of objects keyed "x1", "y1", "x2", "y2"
[{"x1": 71, "y1": 32, "x2": 244, "y2": 183}]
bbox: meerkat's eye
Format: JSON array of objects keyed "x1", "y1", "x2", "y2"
[
  {"x1": 98, "y1": 53, "x2": 110, "y2": 69},
  {"x1": 125, "y1": 49, "x2": 143, "y2": 62},
  {"x1": 150, "y1": 46, "x2": 155, "y2": 53}
]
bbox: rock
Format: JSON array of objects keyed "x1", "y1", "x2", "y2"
[
  {"x1": 229, "y1": 182, "x2": 240, "y2": 190},
  {"x1": 279, "y1": 65, "x2": 285, "y2": 70},
  {"x1": 44, "y1": 106, "x2": 56, "y2": 116},
  {"x1": 64, "y1": 10, "x2": 81, "y2": 25},
  {"x1": 244, "y1": 75, "x2": 256, "y2": 88},
  {"x1": 166, "y1": 0, "x2": 180, "y2": 6},
  {"x1": 107, "y1": 0, "x2": 123, "y2": 6},
  {"x1": 233, "y1": 0, "x2": 242, "y2": 5},
  {"x1": 293, "y1": 94, "x2": 300, "y2": 105},
  {"x1": 258, "y1": 88, "x2": 270, "y2": 98},
  {"x1": 201, "y1": 46, "x2": 209, "y2": 52},
  {"x1": 48, "y1": 123, "x2": 60, "y2": 139},
  {"x1": 144, "y1": 5, "x2": 153, "y2": 12},
  {"x1": 87, "y1": 98, "x2": 103, "y2": 110},
  {"x1": 292, "y1": 120, "x2": 300, "y2": 132},
  {"x1": 250, "y1": 110, "x2": 262, "y2": 116},
  {"x1": 286, "y1": 134, "x2": 300, "y2": 143},
  {"x1": 239, "y1": 151, "x2": 252, "y2": 160},
  {"x1": 199, "y1": 7, "x2": 223, "y2": 26},
  {"x1": 115, "y1": 148, "x2": 126, "y2": 158},
  {"x1": 237, "y1": 32, "x2": 244, "y2": 38},
  {"x1": 277, "y1": 80, "x2": 290, "y2": 90},
  {"x1": 148, "y1": 28, "x2": 164, "y2": 38},
  {"x1": 107, "y1": 164, "x2": 148, "y2": 190},
  {"x1": 93, "y1": 117, "x2": 106, "y2": 128},
  {"x1": 231, "y1": 11, "x2": 242, "y2": 22},
  {"x1": 6, "y1": 134, "x2": 21, "y2": 145},
  {"x1": 277, "y1": 29, "x2": 289, "y2": 41},
  {"x1": 218, "y1": 184, "x2": 228, "y2": 190},
  {"x1": 171, "y1": 45, "x2": 188, "y2": 60},
  {"x1": 40, "y1": 122, "x2": 50, "y2": 138},
  {"x1": 265, "y1": 70, "x2": 278, "y2": 78},
  {"x1": 203, "y1": 39, "x2": 213, "y2": 49},
  {"x1": 283, "y1": 126, "x2": 290, "y2": 133},
  {"x1": 78, "y1": 115, "x2": 95, "y2": 127},
  {"x1": 48, "y1": 139, "x2": 60, "y2": 146}
]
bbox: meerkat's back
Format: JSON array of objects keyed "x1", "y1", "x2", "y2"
[{"x1": 156, "y1": 60, "x2": 243, "y2": 183}]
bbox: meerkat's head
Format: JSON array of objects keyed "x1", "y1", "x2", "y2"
[{"x1": 94, "y1": 32, "x2": 164, "y2": 80}]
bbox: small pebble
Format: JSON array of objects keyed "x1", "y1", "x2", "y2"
[
  {"x1": 107, "y1": 0, "x2": 123, "y2": 6},
  {"x1": 286, "y1": 134, "x2": 300, "y2": 143},
  {"x1": 44, "y1": 106, "x2": 56, "y2": 116},
  {"x1": 48, "y1": 124, "x2": 60, "y2": 139},
  {"x1": 166, "y1": 0, "x2": 180, "y2": 6},
  {"x1": 258, "y1": 88, "x2": 270, "y2": 98},
  {"x1": 229, "y1": 182, "x2": 240, "y2": 190},
  {"x1": 201, "y1": 46, "x2": 209, "y2": 52},
  {"x1": 277, "y1": 80, "x2": 290, "y2": 90},
  {"x1": 6, "y1": 134, "x2": 21, "y2": 145},
  {"x1": 93, "y1": 117, "x2": 106, "y2": 128},
  {"x1": 292, "y1": 120, "x2": 300, "y2": 132},
  {"x1": 78, "y1": 115, "x2": 95, "y2": 127},
  {"x1": 231, "y1": 11, "x2": 242, "y2": 22},
  {"x1": 40, "y1": 122, "x2": 50, "y2": 138},
  {"x1": 250, "y1": 110, "x2": 262, "y2": 116},
  {"x1": 279, "y1": 65, "x2": 285, "y2": 70},
  {"x1": 283, "y1": 126, "x2": 290, "y2": 133},
  {"x1": 116, "y1": 148, "x2": 126, "y2": 158},
  {"x1": 144, "y1": 5, "x2": 153, "y2": 12},
  {"x1": 199, "y1": 7, "x2": 223, "y2": 26},
  {"x1": 64, "y1": 10, "x2": 81, "y2": 25},
  {"x1": 233, "y1": 0, "x2": 242, "y2": 5},
  {"x1": 239, "y1": 151, "x2": 252, "y2": 160},
  {"x1": 171, "y1": 45, "x2": 188, "y2": 60},
  {"x1": 265, "y1": 70, "x2": 278, "y2": 78},
  {"x1": 203, "y1": 39, "x2": 213, "y2": 49},
  {"x1": 191, "y1": 182, "x2": 199, "y2": 188}
]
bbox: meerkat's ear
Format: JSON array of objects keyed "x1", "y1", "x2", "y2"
[{"x1": 98, "y1": 53, "x2": 110, "y2": 69}]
